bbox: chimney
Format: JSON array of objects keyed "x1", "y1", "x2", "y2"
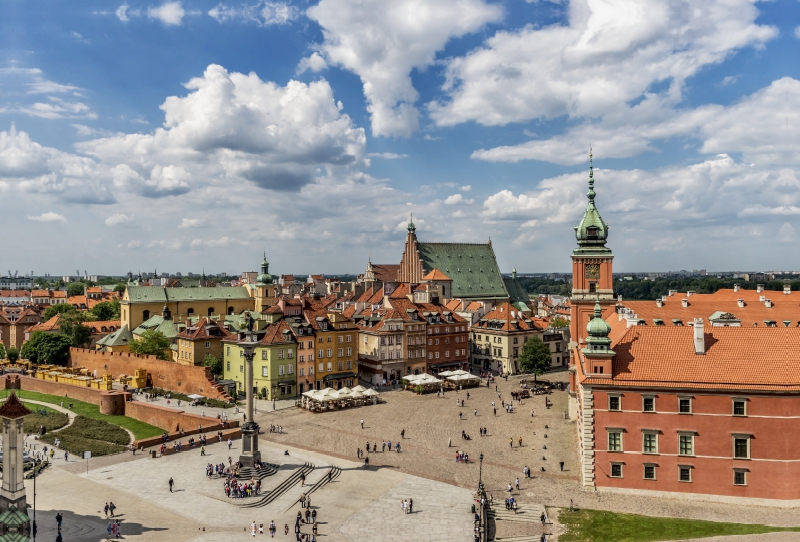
[
  {"x1": 784, "y1": 285, "x2": 791, "y2": 295},
  {"x1": 759, "y1": 295, "x2": 766, "y2": 302},
  {"x1": 668, "y1": 289, "x2": 677, "y2": 297},
  {"x1": 757, "y1": 284, "x2": 764, "y2": 293},
  {"x1": 661, "y1": 295, "x2": 667, "y2": 302},
  {"x1": 686, "y1": 290, "x2": 696, "y2": 297},
  {"x1": 656, "y1": 299, "x2": 663, "y2": 308},
  {"x1": 693, "y1": 318, "x2": 705, "y2": 354},
  {"x1": 681, "y1": 298, "x2": 689, "y2": 308},
  {"x1": 765, "y1": 299, "x2": 773, "y2": 308},
  {"x1": 617, "y1": 295, "x2": 623, "y2": 303},
  {"x1": 737, "y1": 299, "x2": 745, "y2": 308},
  {"x1": 733, "y1": 284, "x2": 740, "y2": 292}
]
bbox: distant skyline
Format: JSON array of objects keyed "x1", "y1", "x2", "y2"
[{"x1": 1, "y1": 1, "x2": 799, "y2": 274}]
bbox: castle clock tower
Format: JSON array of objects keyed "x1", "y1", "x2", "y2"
[{"x1": 570, "y1": 151, "x2": 614, "y2": 373}]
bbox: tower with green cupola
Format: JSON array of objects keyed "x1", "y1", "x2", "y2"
[
  {"x1": 571, "y1": 149, "x2": 615, "y2": 359},
  {"x1": 253, "y1": 252, "x2": 277, "y2": 312}
]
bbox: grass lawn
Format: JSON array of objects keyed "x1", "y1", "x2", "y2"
[
  {"x1": 41, "y1": 415, "x2": 128, "y2": 457},
  {"x1": 9, "y1": 390, "x2": 163, "y2": 440},
  {"x1": 558, "y1": 508, "x2": 800, "y2": 542},
  {"x1": 18, "y1": 402, "x2": 69, "y2": 434}
]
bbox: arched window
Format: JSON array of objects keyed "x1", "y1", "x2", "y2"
[
  {"x1": 228, "y1": 307, "x2": 235, "y2": 315},
  {"x1": 208, "y1": 307, "x2": 214, "y2": 316},
  {"x1": 101, "y1": 326, "x2": 107, "y2": 332},
  {"x1": 187, "y1": 308, "x2": 194, "y2": 315},
  {"x1": 143, "y1": 310, "x2": 150, "y2": 321}
]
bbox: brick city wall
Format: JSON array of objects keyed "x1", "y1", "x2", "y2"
[
  {"x1": 135, "y1": 427, "x2": 242, "y2": 451},
  {"x1": 14, "y1": 376, "x2": 237, "y2": 438},
  {"x1": 69, "y1": 348, "x2": 226, "y2": 400}
]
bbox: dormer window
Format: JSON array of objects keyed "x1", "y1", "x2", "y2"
[{"x1": 587, "y1": 226, "x2": 599, "y2": 239}]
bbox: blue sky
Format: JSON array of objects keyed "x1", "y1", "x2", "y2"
[{"x1": 1, "y1": 0, "x2": 799, "y2": 276}]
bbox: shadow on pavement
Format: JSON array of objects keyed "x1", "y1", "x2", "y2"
[{"x1": 34, "y1": 507, "x2": 168, "y2": 542}]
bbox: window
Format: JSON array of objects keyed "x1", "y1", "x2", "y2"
[
  {"x1": 319, "y1": 349, "x2": 324, "y2": 359},
  {"x1": 513, "y1": 337, "x2": 518, "y2": 344},
  {"x1": 308, "y1": 367, "x2": 314, "y2": 375},
  {"x1": 318, "y1": 337, "x2": 323, "y2": 343},
  {"x1": 338, "y1": 336, "x2": 343, "y2": 343},
  {"x1": 642, "y1": 432, "x2": 658, "y2": 454},
  {"x1": 346, "y1": 347, "x2": 351, "y2": 356},
  {"x1": 327, "y1": 362, "x2": 332, "y2": 371},
  {"x1": 338, "y1": 348, "x2": 343, "y2": 357},
  {"x1": 607, "y1": 431, "x2": 622, "y2": 451},
  {"x1": 262, "y1": 351, "x2": 267, "y2": 360},
  {"x1": 434, "y1": 339, "x2": 439, "y2": 345},
  {"x1": 287, "y1": 365, "x2": 293, "y2": 374},
  {"x1": 299, "y1": 368, "x2": 304, "y2": 376},
  {"x1": 678, "y1": 433, "x2": 694, "y2": 456},
  {"x1": 610, "y1": 463, "x2": 623, "y2": 478},
  {"x1": 733, "y1": 436, "x2": 750, "y2": 459},
  {"x1": 435, "y1": 352, "x2": 439, "y2": 359},
  {"x1": 643, "y1": 396, "x2": 655, "y2": 412},
  {"x1": 239, "y1": 365, "x2": 244, "y2": 373},
  {"x1": 279, "y1": 365, "x2": 285, "y2": 376},
  {"x1": 733, "y1": 399, "x2": 747, "y2": 416},
  {"x1": 308, "y1": 341, "x2": 313, "y2": 349},
  {"x1": 429, "y1": 353, "x2": 433, "y2": 359},
  {"x1": 226, "y1": 361, "x2": 230, "y2": 371},
  {"x1": 327, "y1": 348, "x2": 332, "y2": 357},
  {"x1": 318, "y1": 363, "x2": 323, "y2": 372},
  {"x1": 337, "y1": 361, "x2": 343, "y2": 370},
  {"x1": 347, "y1": 335, "x2": 352, "y2": 342},
  {"x1": 679, "y1": 397, "x2": 692, "y2": 414},
  {"x1": 347, "y1": 360, "x2": 352, "y2": 369},
  {"x1": 679, "y1": 466, "x2": 692, "y2": 482},
  {"x1": 227, "y1": 347, "x2": 231, "y2": 356},
  {"x1": 428, "y1": 339, "x2": 432, "y2": 345},
  {"x1": 589, "y1": 282, "x2": 597, "y2": 293},
  {"x1": 205, "y1": 341, "x2": 210, "y2": 348},
  {"x1": 288, "y1": 350, "x2": 294, "y2": 358},
  {"x1": 643, "y1": 465, "x2": 656, "y2": 480},
  {"x1": 734, "y1": 469, "x2": 747, "y2": 486},
  {"x1": 261, "y1": 367, "x2": 268, "y2": 377},
  {"x1": 608, "y1": 395, "x2": 621, "y2": 411},
  {"x1": 279, "y1": 350, "x2": 284, "y2": 359}
]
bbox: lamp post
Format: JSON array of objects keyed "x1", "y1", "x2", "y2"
[
  {"x1": 478, "y1": 452, "x2": 484, "y2": 492},
  {"x1": 272, "y1": 383, "x2": 277, "y2": 411},
  {"x1": 237, "y1": 329, "x2": 261, "y2": 470}
]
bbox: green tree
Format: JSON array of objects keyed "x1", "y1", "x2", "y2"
[
  {"x1": 20, "y1": 332, "x2": 72, "y2": 365},
  {"x1": 129, "y1": 330, "x2": 172, "y2": 360},
  {"x1": 7, "y1": 348, "x2": 18, "y2": 363},
  {"x1": 43, "y1": 303, "x2": 76, "y2": 321},
  {"x1": 89, "y1": 300, "x2": 120, "y2": 321},
  {"x1": 202, "y1": 354, "x2": 223, "y2": 376},
  {"x1": 518, "y1": 336, "x2": 552, "y2": 381},
  {"x1": 0, "y1": 343, "x2": 5, "y2": 359},
  {"x1": 58, "y1": 312, "x2": 93, "y2": 348},
  {"x1": 66, "y1": 282, "x2": 86, "y2": 297},
  {"x1": 113, "y1": 283, "x2": 127, "y2": 294},
  {"x1": 550, "y1": 316, "x2": 569, "y2": 329}
]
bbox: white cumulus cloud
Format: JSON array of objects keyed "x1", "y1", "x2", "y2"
[
  {"x1": 28, "y1": 212, "x2": 66, "y2": 222},
  {"x1": 105, "y1": 213, "x2": 133, "y2": 226},
  {"x1": 209, "y1": 1, "x2": 298, "y2": 25},
  {"x1": 148, "y1": 2, "x2": 185, "y2": 25},
  {"x1": 307, "y1": 0, "x2": 502, "y2": 138},
  {"x1": 297, "y1": 52, "x2": 327, "y2": 74},
  {"x1": 367, "y1": 152, "x2": 407, "y2": 159}
]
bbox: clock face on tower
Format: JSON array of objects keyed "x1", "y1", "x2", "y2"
[{"x1": 586, "y1": 264, "x2": 600, "y2": 279}]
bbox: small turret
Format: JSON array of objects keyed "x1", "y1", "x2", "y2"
[
  {"x1": 582, "y1": 298, "x2": 614, "y2": 375},
  {"x1": 257, "y1": 251, "x2": 273, "y2": 285}
]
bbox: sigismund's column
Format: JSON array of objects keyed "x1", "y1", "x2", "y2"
[
  {"x1": 238, "y1": 330, "x2": 261, "y2": 469},
  {"x1": 0, "y1": 391, "x2": 32, "y2": 540}
]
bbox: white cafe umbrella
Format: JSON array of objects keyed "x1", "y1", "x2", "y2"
[
  {"x1": 352, "y1": 385, "x2": 368, "y2": 393},
  {"x1": 362, "y1": 388, "x2": 379, "y2": 397},
  {"x1": 187, "y1": 394, "x2": 204, "y2": 399}
]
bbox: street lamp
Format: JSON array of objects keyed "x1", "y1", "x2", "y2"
[
  {"x1": 237, "y1": 325, "x2": 261, "y2": 471},
  {"x1": 478, "y1": 452, "x2": 484, "y2": 492}
]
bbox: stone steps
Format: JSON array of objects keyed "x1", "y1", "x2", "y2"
[
  {"x1": 236, "y1": 463, "x2": 278, "y2": 481},
  {"x1": 235, "y1": 462, "x2": 315, "y2": 509},
  {"x1": 284, "y1": 465, "x2": 341, "y2": 509}
]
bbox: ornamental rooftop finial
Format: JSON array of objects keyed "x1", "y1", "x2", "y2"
[
  {"x1": 408, "y1": 213, "x2": 416, "y2": 233},
  {"x1": 574, "y1": 148, "x2": 610, "y2": 252}
]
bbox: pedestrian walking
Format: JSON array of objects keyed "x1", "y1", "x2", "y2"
[
  {"x1": 201, "y1": 445, "x2": 206, "y2": 456},
  {"x1": 569, "y1": 499, "x2": 574, "y2": 512},
  {"x1": 109, "y1": 502, "x2": 116, "y2": 517},
  {"x1": 382, "y1": 441, "x2": 386, "y2": 452},
  {"x1": 64, "y1": 451, "x2": 69, "y2": 462},
  {"x1": 515, "y1": 478, "x2": 520, "y2": 490},
  {"x1": 401, "y1": 429, "x2": 405, "y2": 439},
  {"x1": 560, "y1": 461, "x2": 565, "y2": 471},
  {"x1": 494, "y1": 407, "x2": 496, "y2": 416},
  {"x1": 169, "y1": 477, "x2": 174, "y2": 492},
  {"x1": 509, "y1": 438, "x2": 513, "y2": 448},
  {"x1": 519, "y1": 437, "x2": 523, "y2": 447},
  {"x1": 104, "y1": 503, "x2": 109, "y2": 518},
  {"x1": 459, "y1": 412, "x2": 463, "y2": 420},
  {"x1": 300, "y1": 473, "x2": 306, "y2": 487},
  {"x1": 284, "y1": 524, "x2": 289, "y2": 536},
  {"x1": 474, "y1": 409, "x2": 477, "y2": 416},
  {"x1": 360, "y1": 419, "x2": 364, "y2": 429},
  {"x1": 55, "y1": 512, "x2": 63, "y2": 528},
  {"x1": 106, "y1": 523, "x2": 113, "y2": 538},
  {"x1": 409, "y1": 498, "x2": 413, "y2": 513},
  {"x1": 251, "y1": 521, "x2": 257, "y2": 537}
]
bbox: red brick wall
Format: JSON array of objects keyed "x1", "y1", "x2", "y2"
[
  {"x1": 124, "y1": 401, "x2": 233, "y2": 433},
  {"x1": 593, "y1": 389, "x2": 800, "y2": 500},
  {"x1": 19, "y1": 375, "x2": 105, "y2": 404},
  {"x1": 69, "y1": 348, "x2": 226, "y2": 399}
]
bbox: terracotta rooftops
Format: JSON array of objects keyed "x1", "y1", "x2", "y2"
[
  {"x1": 257, "y1": 319, "x2": 296, "y2": 345},
  {"x1": 582, "y1": 326, "x2": 800, "y2": 392},
  {"x1": 475, "y1": 302, "x2": 545, "y2": 331},
  {"x1": 371, "y1": 264, "x2": 400, "y2": 283},
  {"x1": 177, "y1": 318, "x2": 231, "y2": 340},
  {"x1": 0, "y1": 392, "x2": 31, "y2": 419},
  {"x1": 422, "y1": 268, "x2": 452, "y2": 282}
]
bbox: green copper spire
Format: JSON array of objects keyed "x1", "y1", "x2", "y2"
[
  {"x1": 257, "y1": 251, "x2": 273, "y2": 285},
  {"x1": 582, "y1": 296, "x2": 614, "y2": 356},
  {"x1": 574, "y1": 147, "x2": 611, "y2": 255},
  {"x1": 408, "y1": 213, "x2": 416, "y2": 233}
]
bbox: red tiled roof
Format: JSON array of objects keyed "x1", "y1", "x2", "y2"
[
  {"x1": 474, "y1": 302, "x2": 545, "y2": 331},
  {"x1": 371, "y1": 264, "x2": 400, "y2": 283},
  {"x1": 0, "y1": 291, "x2": 29, "y2": 298},
  {"x1": 177, "y1": 318, "x2": 231, "y2": 340},
  {"x1": 582, "y1": 326, "x2": 800, "y2": 391},
  {"x1": 422, "y1": 268, "x2": 451, "y2": 281},
  {"x1": 257, "y1": 319, "x2": 296, "y2": 345},
  {"x1": 28, "y1": 314, "x2": 61, "y2": 333}
]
